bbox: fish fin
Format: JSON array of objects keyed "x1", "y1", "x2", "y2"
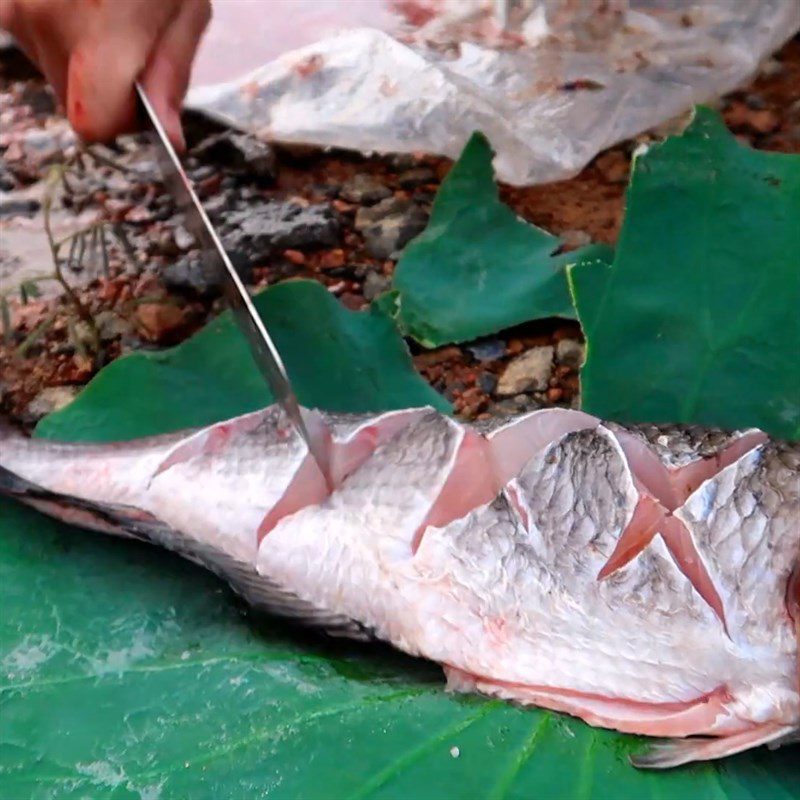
[
  {"x1": 2, "y1": 465, "x2": 374, "y2": 641},
  {"x1": 631, "y1": 724, "x2": 798, "y2": 769}
]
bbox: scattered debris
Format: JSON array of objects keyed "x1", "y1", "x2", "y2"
[
  {"x1": 134, "y1": 302, "x2": 189, "y2": 344},
  {"x1": 555, "y1": 338, "x2": 585, "y2": 368},
  {"x1": 362, "y1": 271, "x2": 391, "y2": 301},
  {"x1": 94, "y1": 310, "x2": 133, "y2": 343},
  {"x1": 0, "y1": 35, "x2": 797, "y2": 429},
  {"x1": 339, "y1": 174, "x2": 392, "y2": 205},
  {"x1": 0, "y1": 198, "x2": 39, "y2": 218},
  {"x1": 398, "y1": 167, "x2": 436, "y2": 189},
  {"x1": 191, "y1": 131, "x2": 277, "y2": 180},
  {"x1": 224, "y1": 200, "x2": 340, "y2": 264},
  {"x1": 23, "y1": 386, "x2": 78, "y2": 425},
  {"x1": 355, "y1": 197, "x2": 428, "y2": 259},
  {"x1": 163, "y1": 254, "x2": 222, "y2": 297},
  {"x1": 468, "y1": 339, "x2": 505, "y2": 362},
  {"x1": 496, "y1": 346, "x2": 554, "y2": 396}
]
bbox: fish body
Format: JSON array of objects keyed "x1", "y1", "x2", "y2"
[{"x1": 1, "y1": 405, "x2": 798, "y2": 768}]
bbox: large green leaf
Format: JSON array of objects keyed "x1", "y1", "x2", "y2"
[
  {"x1": 392, "y1": 132, "x2": 612, "y2": 348},
  {"x1": 3, "y1": 501, "x2": 798, "y2": 799},
  {"x1": 570, "y1": 106, "x2": 800, "y2": 439},
  {"x1": 2, "y1": 118, "x2": 798, "y2": 797},
  {"x1": 35, "y1": 279, "x2": 449, "y2": 442}
]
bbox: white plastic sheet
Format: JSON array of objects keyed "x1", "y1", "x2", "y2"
[{"x1": 187, "y1": 0, "x2": 799, "y2": 186}]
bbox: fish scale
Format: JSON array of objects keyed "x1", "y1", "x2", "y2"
[{"x1": 1, "y1": 404, "x2": 797, "y2": 769}]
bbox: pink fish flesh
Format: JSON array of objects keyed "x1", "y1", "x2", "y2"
[{"x1": 1, "y1": 405, "x2": 798, "y2": 769}]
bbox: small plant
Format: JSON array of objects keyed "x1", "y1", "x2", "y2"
[{"x1": 0, "y1": 155, "x2": 140, "y2": 361}]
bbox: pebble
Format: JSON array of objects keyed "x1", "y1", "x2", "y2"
[
  {"x1": 468, "y1": 339, "x2": 505, "y2": 362},
  {"x1": 224, "y1": 201, "x2": 340, "y2": 264},
  {"x1": 135, "y1": 302, "x2": 187, "y2": 342},
  {"x1": 94, "y1": 310, "x2": 133, "y2": 342},
  {"x1": 24, "y1": 386, "x2": 79, "y2": 425},
  {"x1": 362, "y1": 271, "x2": 392, "y2": 301},
  {"x1": 398, "y1": 167, "x2": 435, "y2": 189},
  {"x1": 559, "y1": 229, "x2": 591, "y2": 249},
  {"x1": 192, "y1": 131, "x2": 276, "y2": 180},
  {"x1": 496, "y1": 346, "x2": 554, "y2": 396},
  {"x1": 595, "y1": 150, "x2": 629, "y2": 183},
  {"x1": 163, "y1": 254, "x2": 223, "y2": 297},
  {"x1": 173, "y1": 225, "x2": 195, "y2": 251},
  {"x1": 20, "y1": 84, "x2": 56, "y2": 115},
  {"x1": 354, "y1": 197, "x2": 428, "y2": 259},
  {"x1": 555, "y1": 338, "x2": 584, "y2": 368},
  {"x1": 413, "y1": 346, "x2": 461, "y2": 368},
  {"x1": 0, "y1": 198, "x2": 40, "y2": 218},
  {"x1": 477, "y1": 372, "x2": 497, "y2": 394},
  {"x1": 0, "y1": 164, "x2": 16, "y2": 191},
  {"x1": 339, "y1": 174, "x2": 391, "y2": 205}
]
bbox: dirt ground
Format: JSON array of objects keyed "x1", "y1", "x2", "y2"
[{"x1": 1, "y1": 35, "x2": 798, "y2": 431}]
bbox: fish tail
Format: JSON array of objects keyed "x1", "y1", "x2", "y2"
[{"x1": 630, "y1": 724, "x2": 799, "y2": 769}]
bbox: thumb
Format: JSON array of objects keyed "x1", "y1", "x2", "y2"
[{"x1": 140, "y1": 0, "x2": 212, "y2": 153}]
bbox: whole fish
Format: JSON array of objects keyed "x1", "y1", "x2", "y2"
[{"x1": 1, "y1": 405, "x2": 798, "y2": 768}]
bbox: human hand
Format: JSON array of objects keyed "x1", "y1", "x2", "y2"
[{"x1": 0, "y1": 0, "x2": 212, "y2": 151}]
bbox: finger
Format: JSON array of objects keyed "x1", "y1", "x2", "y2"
[
  {"x1": 1, "y1": 0, "x2": 72, "y2": 105},
  {"x1": 140, "y1": 0, "x2": 211, "y2": 152},
  {"x1": 66, "y1": 2, "x2": 181, "y2": 143}
]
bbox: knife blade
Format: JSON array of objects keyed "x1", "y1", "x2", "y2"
[{"x1": 134, "y1": 83, "x2": 328, "y2": 482}]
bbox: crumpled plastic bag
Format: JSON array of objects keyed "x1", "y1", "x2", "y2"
[{"x1": 186, "y1": 0, "x2": 799, "y2": 186}]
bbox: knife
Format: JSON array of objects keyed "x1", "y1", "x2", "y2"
[{"x1": 134, "y1": 83, "x2": 328, "y2": 481}]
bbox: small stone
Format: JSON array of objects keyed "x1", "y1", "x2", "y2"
[
  {"x1": 547, "y1": 386, "x2": 564, "y2": 403},
  {"x1": 163, "y1": 254, "x2": 223, "y2": 297},
  {"x1": 24, "y1": 386, "x2": 79, "y2": 424},
  {"x1": 355, "y1": 197, "x2": 427, "y2": 259},
  {"x1": 340, "y1": 292, "x2": 365, "y2": 311},
  {"x1": 477, "y1": 372, "x2": 497, "y2": 394},
  {"x1": 135, "y1": 302, "x2": 187, "y2": 342},
  {"x1": 94, "y1": 310, "x2": 133, "y2": 342},
  {"x1": 0, "y1": 165, "x2": 16, "y2": 192},
  {"x1": 0, "y1": 198, "x2": 39, "y2": 218},
  {"x1": 192, "y1": 131, "x2": 276, "y2": 180},
  {"x1": 20, "y1": 84, "x2": 57, "y2": 115},
  {"x1": 173, "y1": 225, "x2": 195, "y2": 251},
  {"x1": 363, "y1": 271, "x2": 391, "y2": 301},
  {"x1": 468, "y1": 339, "x2": 505, "y2": 362},
  {"x1": 559, "y1": 229, "x2": 591, "y2": 249},
  {"x1": 413, "y1": 346, "x2": 461, "y2": 369},
  {"x1": 595, "y1": 150, "x2": 629, "y2": 183},
  {"x1": 386, "y1": 153, "x2": 417, "y2": 171},
  {"x1": 555, "y1": 338, "x2": 585, "y2": 368},
  {"x1": 726, "y1": 101, "x2": 779, "y2": 134},
  {"x1": 223, "y1": 201, "x2": 340, "y2": 268},
  {"x1": 339, "y1": 174, "x2": 391, "y2": 205},
  {"x1": 283, "y1": 249, "x2": 306, "y2": 265},
  {"x1": 398, "y1": 167, "x2": 435, "y2": 189},
  {"x1": 319, "y1": 249, "x2": 345, "y2": 269},
  {"x1": 204, "y1": 191, "x2": 235, "y2": 220},
  {"x1": 496, "y1": 346, "x2": 554, "y2": 396}
]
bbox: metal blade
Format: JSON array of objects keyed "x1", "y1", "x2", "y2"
[{"x1": 134, "y1": 84, "x2": 327, "y2": 479}]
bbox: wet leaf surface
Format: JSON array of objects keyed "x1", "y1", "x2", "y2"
[
  {"x1": 392, "y1": 133, "x2": 612, "y2": 348},
  {"x1": 571, "y1": 107, "x2": 800, "y2": 439},
  {"x1": 35, "y1": 279, "x2": 448, "y2": 442},
  {"x1": 2, "y1": 501, "x2": 797, "y2": 799}
]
